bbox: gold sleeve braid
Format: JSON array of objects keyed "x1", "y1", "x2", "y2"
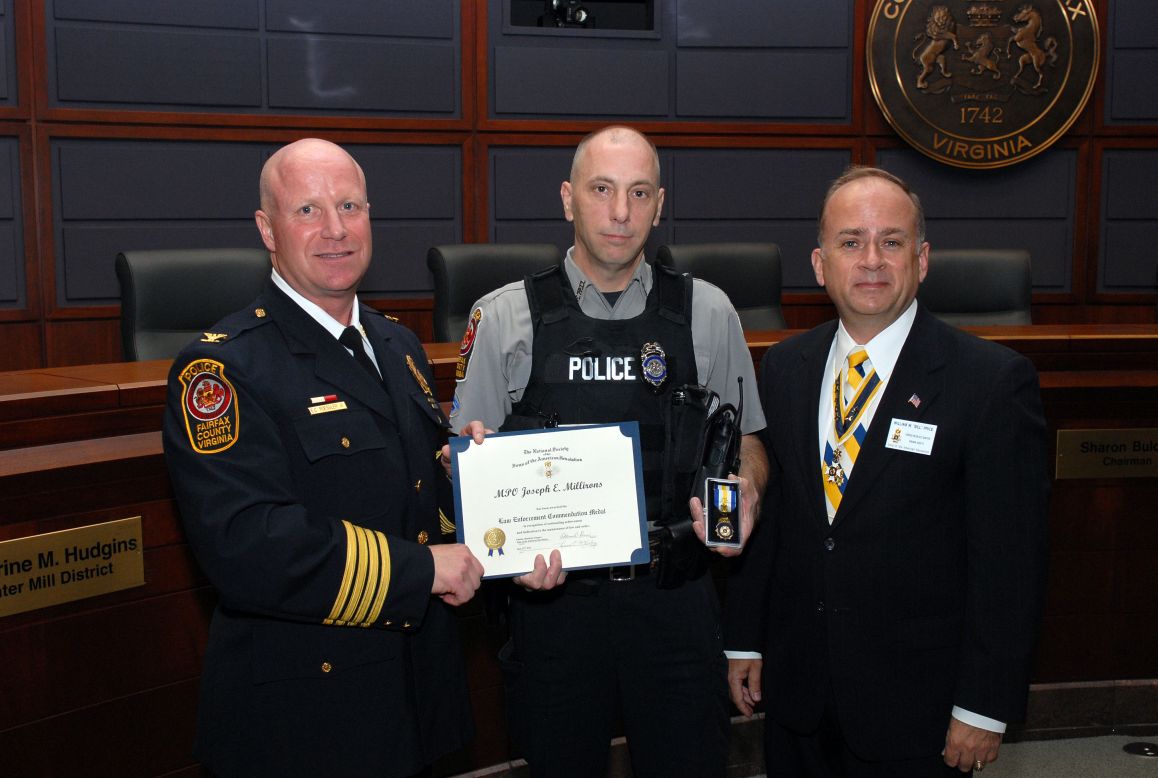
[
  {"x1": 324, "y1": 520, "x2": 391, "y2": 627},
  {"x1": 439, "y1": 509, "x2": 455, "y2": 534},
  {"x1": 436, "y1": 448, "x2": 456, "y2": 534}
]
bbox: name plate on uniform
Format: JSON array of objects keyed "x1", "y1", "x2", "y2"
[
  {"x1": 0, "y1": 517, "x2": 145, "y2": 617},
  {"x1": 450, "y1": 423, "x2": 649, "y2": 578},
  {"x1": 1055, "y1": 429, "x2": 1158, "y2": 480}
]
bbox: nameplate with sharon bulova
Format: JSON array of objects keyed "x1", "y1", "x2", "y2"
[
  {"x1": 1055, "y1": 429, "x2": 1158, "y2": 479},
  {"x1": 868, "y1": 0, "x2": 1098, "y2": 169}
]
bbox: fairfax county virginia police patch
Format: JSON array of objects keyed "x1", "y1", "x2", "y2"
[
  {"x1": 178, "y1": 358, "x2": 239, "y2": 454},
  {"x1": 455, "y1": 307, "x2": 483, "y2": 382}
]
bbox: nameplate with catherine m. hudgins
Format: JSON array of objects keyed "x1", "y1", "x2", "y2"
[{"x1": 868, "y1": 0, "x2": 1098, "y2": 169}]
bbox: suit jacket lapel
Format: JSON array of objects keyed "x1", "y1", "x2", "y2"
[
  {"x1": 362, "y1": 309, "x2": 449, "y2": 434},
  {"x1": 831, "y1": 307, "x2": 947, "y2": 525},
  {"x1": 782, "y1": 323, "x2": 837, "y2": 533}
]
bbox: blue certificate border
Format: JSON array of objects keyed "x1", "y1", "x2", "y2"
[{"x1": 449, "y1": 422, "x2": 649, "y2": 576}]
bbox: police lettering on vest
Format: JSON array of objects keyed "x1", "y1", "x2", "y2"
[{"x1": 568, "y1": 356, "x2": 638, "y2": 382}]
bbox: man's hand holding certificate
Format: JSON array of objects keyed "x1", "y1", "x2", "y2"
[{"x1": 449, "y1": 423, "x2": 649, "y2": 578}]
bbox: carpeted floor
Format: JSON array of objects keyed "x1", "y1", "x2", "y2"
[
  {"x1": 981, "y1": 735, "x2": 1158, "y2": 777},
  {"x1": 452, "y1": 730, "x2": 1158, "y2": 777}
]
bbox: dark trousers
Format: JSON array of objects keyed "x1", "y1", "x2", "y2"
[
  {"x1": 505, "y1": 573, "x2": 729, "y2": 778},
  {"x1": 763, "y1": 694, "x2": 970, "y2": 778}
]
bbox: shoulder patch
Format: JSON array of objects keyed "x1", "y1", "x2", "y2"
[
  {"x1": 178, "y1": 359, "x2": 239, "y2": 454},
  {"x1": 455, "y1": 307, "x2": 482, "y2": 382}
]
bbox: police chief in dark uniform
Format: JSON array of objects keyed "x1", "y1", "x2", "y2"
[
  {"x1": 451, "y1": 126, "x2": 769, "y2": 777},
  {"x1": 163, "y1": 138, "x2": 484, "y2": 777}
]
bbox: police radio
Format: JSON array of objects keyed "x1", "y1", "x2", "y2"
[
  {"x1": 694, "y1": 377, "x2": 743, "y2": 494},
  {"x1": 656, "y1": 378, "x2": 745, "y2": 585},
  {"x1": 697, "y1": 379, "x2": 743, "y2": 547}
]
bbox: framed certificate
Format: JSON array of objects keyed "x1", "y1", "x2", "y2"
[{"x1": 449, "y1": 422, "x2": 649, "y2": 578}]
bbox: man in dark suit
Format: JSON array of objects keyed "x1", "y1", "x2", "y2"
[
  {"x1": 163, "y1": 138, "x2": 484, "y2": 777},
  {"x1": 726, "y1": 166, "x2": 1049, "y2": 776}
]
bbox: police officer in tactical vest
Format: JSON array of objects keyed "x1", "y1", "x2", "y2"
[{"x1": 450, "y1": 126, "x2": 769, "y2": 777}]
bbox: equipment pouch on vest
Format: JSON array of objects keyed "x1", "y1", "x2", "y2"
[
  {"x1": 695, "y1": 377, "x2": 744, "y2": 493},
  {"x1": 655, "y1": 381, "x2": 745, "y2": 588},
  {"x1": 655, "y1": 385, "x2": 715, "y2": 588}
]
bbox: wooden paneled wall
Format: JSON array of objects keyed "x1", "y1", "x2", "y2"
[{"x1": 0, "y1": 0, "x2": 1155, "y2": 372}]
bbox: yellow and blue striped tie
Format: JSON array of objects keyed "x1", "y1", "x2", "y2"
[{"x1": 822, "y1": 347, "x2": 881, "y2": 520}]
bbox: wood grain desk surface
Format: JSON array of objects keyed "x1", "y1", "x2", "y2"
[{"x1": 1, "y1": 325, "x2": 1155, "y2": 452}]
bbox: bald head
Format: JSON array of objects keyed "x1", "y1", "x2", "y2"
[
  {"x1": 817, "y1": 165, "x2": 925, "y2": 246},
  {"x1": 253, "y1": 138, "x2": 372, "y2": 324},
  {"x1": 570, "y1": 126, "x2": 661, "y2": 186},
  {"x1": 560, "y1": 125, "x2": 665, "y2": 290},
  {"x1": 259, "y1": 138, "x2": 366, "y2": 214}
]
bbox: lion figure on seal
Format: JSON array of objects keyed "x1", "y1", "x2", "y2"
[
  {"x1": 913, "y1": 6, "x2": 959, "y2": 90},
  {"x1": 962, "y1": 32, "x2": 1003, "y2": 79}
]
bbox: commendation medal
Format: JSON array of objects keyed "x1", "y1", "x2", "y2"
[
  {"x1": 483, "y1": 527, "x2": 506, "y2": 557},
  {"x1": 705, "y1": 478, "x2": 741, "y2": 547},
  {"x1": 640, "y1": 342, "x2": 668, "y2": 392}
]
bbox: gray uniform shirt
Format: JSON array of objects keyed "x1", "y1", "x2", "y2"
[{"x1": 451, "y1": 249, "x2": 766, "y2": 435}]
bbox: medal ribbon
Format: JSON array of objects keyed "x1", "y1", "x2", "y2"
[
  {"x1": 821, "y1": 347, "x2": 882, "y2": 519},
  {"x1": 715, "y1": 482, "x2": 732, "y2": 513}
]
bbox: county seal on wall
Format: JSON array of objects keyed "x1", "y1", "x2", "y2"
[{"x1": 868, "y1": 0, "x2": 1098, "y2": 169}]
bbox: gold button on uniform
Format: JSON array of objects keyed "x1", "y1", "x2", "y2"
[
  {"x1": 384, "y1": 620, "x2": 393, "y2": 626},
  {"x1": 417, "y1": 530, "x2": 429, "y2": 545},
  {"x1": 255, "y1": 308, "x2": 266, "y2": 318},
  {"x1": 321, "y1": 662, "x2": 332, "y2": 673},
  {"x1": 340, "y1": 437, "x2": 351, "y2": 449},
  {"x1": 402, "y1": 621, "x2": 412, "y2": 630}
]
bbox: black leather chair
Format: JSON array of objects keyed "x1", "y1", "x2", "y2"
[
  {"x1": 115, "y1": 248, "x2": 270, "y2": 361},
  {"x1": 426, "y1": 243, "x2": 562, "y2": 342},
  {"x1": 655, "y1": 242, "x2": 786, "y2": 330},
  {"x1": 918, "y1": 249, "x2": 1032, "y2": 326}
]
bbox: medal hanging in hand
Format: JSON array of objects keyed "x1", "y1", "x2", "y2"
[{"x1": 705, "y1": 478, "x2": 741, "y2": 547}]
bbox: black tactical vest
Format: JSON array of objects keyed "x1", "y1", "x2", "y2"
[{"x1": 501, "y1": 263, "x2": 696, "y2": 521}]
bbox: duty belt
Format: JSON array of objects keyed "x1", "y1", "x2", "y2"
[{"x1": 570, "y1": 525, "x2": 664, "y2": 586}]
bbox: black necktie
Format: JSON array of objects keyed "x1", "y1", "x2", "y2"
[{"x1": 339, "y1": 325, "x2": 382, "y2": 383}]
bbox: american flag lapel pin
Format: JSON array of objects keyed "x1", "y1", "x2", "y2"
[{"x1": 907, "y1": 393, "x2": 921, "y2": 409}]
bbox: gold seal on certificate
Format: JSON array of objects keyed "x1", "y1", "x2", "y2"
[
  {"x1": 450, "y1": 423, "x2": 650, "y2": 578},
  {"x1": 483, "y1": 527, "x2": 506, "y2": 556}
]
